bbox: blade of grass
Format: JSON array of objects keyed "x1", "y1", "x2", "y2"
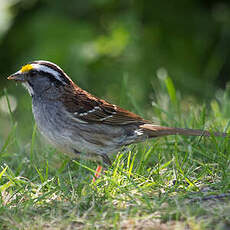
[{"x1": 30, "y1": 123, "x2": 37, "y2": 163}]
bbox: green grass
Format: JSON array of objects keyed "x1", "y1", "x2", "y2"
[{"x1": 1, "y1": 78, "x2": 230, "y2": 229}]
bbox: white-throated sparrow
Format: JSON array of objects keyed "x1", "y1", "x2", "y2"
[{"x1": 8, "y1": 61, "x2": 227, "y2": 166}]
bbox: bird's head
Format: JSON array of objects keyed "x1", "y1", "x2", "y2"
[{"x1": 8, "y1": 60, "x2": 72, "y2": 96}]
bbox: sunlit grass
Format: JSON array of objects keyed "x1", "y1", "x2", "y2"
[{"x1": 1, "y1": 77, "x2": 230, "y2": 229}]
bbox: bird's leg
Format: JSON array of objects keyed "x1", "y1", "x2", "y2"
[
  {"x1": 92, "y1": 165, "x2": 103, "y2": 182},
  {"x1": 92, "y1": 154, "x2": 111, "y2": 182}
]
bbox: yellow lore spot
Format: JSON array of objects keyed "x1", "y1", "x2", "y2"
[{"x1": 20, "y1": 64, "x2": 33, "y2": 73}]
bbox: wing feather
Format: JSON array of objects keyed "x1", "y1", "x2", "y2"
[{"x1": 61, "y1": 85, "x2": 147, "y2": 125}]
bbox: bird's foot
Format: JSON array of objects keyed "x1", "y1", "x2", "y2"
[{"x1": 92, "y1": 165, "x2": 103, "y2": 183}]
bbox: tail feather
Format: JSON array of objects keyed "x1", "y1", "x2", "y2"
[{"x1": 140, "y1": 124, "x2": 228, "y2": 138}]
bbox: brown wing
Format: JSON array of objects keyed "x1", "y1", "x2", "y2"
[{"x1": 61, "y1": 85, "x2": 147, "y2": 125}]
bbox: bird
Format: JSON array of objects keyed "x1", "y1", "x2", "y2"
[{"x1": 7, "y1": 60, "x2": 227, "y2": 179}]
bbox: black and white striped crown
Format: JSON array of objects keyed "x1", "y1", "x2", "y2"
[{"x1": 20, "y1": 60, "x2": 72, "y2": 85}]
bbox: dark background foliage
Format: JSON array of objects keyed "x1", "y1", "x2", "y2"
[{"x1": 0, "y1": 0, "x2": 230, "y2": 140}]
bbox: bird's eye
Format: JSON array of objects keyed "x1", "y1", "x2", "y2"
[{"x1": 29, "y1": 70, "x2": 36, "y2": 76}]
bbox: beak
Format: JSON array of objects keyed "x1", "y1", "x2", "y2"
[{"x1": 7, "y1": 72, "x2": 26, "y2": 82}]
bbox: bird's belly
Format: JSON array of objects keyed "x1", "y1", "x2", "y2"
[{"x1": 32, "y1": 101, "x2": 127, "y2": 159}]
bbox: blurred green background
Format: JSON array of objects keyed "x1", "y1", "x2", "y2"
[{"x1": 1, "y1": 0, "x2": 230, "y2": 143}]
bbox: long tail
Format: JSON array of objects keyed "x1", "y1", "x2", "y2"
[{"x1": 140, "y1": 124, "x2": 228, "y2": 138}]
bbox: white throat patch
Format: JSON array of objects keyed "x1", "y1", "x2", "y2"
[{"x1": 22, "y1": 82, "x2": 34, "y2": 96}]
